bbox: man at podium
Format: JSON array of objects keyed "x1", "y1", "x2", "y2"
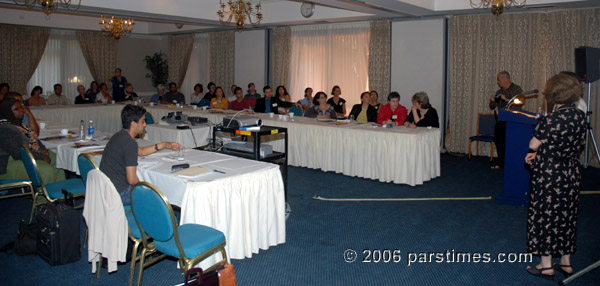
[{"x1": 489, "y1": 71, "x2": 523, "y2": 169}]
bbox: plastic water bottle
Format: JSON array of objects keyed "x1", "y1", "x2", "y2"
[
  {"x1": 87, "y1": 120, "x2": 94, "y2": 140},
  {"x1": 79, "y1": 120, "x2": 85, "y2": 141}
]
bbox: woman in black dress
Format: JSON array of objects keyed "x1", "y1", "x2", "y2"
[
  {"x1": 327, "y1": 85, "x2": 346, "y2": 117},
  {"x1": 524, "y1": 73, "x2": 586, "y2": 280},
  {"x1": 404, "y1": 92, "x2": 439, "y2": 128}
]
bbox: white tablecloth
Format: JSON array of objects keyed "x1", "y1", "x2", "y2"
[
  {"x1": 144, "y1": 124, "x2": 211, "y2": 148},
  {"x1": 32, "y1": 104, "x2": 441, "y2": 185}
]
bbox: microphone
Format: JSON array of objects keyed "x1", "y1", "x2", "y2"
[{"x1": 506, "y1": 89, "x2": 538, "y2": 110}]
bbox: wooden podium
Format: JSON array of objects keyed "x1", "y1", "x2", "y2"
[{"x1": 495, "y1": 109, "x2": 539, "y2": 206}]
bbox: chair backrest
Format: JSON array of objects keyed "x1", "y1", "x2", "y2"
[
  {"x1": 289, "y1": 107, "x2": 303, "y2": 117},
  {"x1": 130, "y1": 183, "x2": 175, "y2": 242},
  {"x1": 78, "y1": 154, "x2": 98, "y2": 186},
  {"x1": 145, "y1": 113, "x2": 155, "y2": 125},
  {"x1": 477, "y1": 113, "x2": 496, "y2": 136},
  {"x1": 19, "y1": 145, "x2": 43, "y2": 188}
]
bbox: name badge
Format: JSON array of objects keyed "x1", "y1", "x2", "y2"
[
  {"x1": 119, "y1": 84, "x2": 123, "y2": 88},
  {"x1": 392, "y1": 115, "x2": 398, "y2": 120},
  {"x1": 273, "y1": 103, "x2": 278, "y2": 107},
  {"x1": 213, "y1": 101, "x2": 217, "y2": 105}
]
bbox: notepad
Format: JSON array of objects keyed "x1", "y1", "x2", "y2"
[{"x1": 174, "y1": 166, "x2": 213, "y2": 178}]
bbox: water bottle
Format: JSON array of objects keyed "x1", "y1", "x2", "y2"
[
  {"x1": 87, "y1": 120, "x2": 94, "y2": 140},
  {"x1": 79, "y1": 120, "x2": 85, "y2": 141}
]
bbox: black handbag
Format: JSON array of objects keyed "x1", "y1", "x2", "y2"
[{"x1": 14, "y1": 220, "x2": 39, "y2": 255}]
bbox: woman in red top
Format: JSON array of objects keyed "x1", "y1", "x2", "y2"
[{"x1": 377, "y1": 92, "x2": 407, "y2": 126}]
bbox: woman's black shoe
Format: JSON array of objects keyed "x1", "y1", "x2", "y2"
[
  {"x1": 553, "y1": 264, "x2": 573, "y2": 278},
  {"x1": 526, "y1": 266, "x2": 555, "y2": 280}
]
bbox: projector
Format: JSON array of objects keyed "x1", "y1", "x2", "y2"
[{"x1": 222, "y1": 115, "x2": 262, "y2": 129}]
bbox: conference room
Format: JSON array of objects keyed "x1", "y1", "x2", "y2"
[{"x1": 1, "y1": 1, "x2": 600, "y2": 285}]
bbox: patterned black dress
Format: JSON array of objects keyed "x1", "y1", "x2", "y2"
[{"x1": 527, "y1": 105, "x2": 586, "y2": 256}]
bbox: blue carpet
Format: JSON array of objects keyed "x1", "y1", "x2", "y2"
[{"x1": 0, "y1": 154, "x2": 599, "y2": 285}]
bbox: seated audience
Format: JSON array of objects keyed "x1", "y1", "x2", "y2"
[
  {"x1": 230, "y1": 87, "x2": 250, "y2": 111},
  {"x1": 377, "y1": 92, "x2": 407, "y2": 126},
  {"x1": 191, "y1": 83, "x2": 203, "y2": 104},
  {"x1": 75, "y1": 84, "x2": 94, "y2": 104},
  {"x1": 0, "y1": 83, "x2": 9, "y2": 102},
  {"x1": 349, "y1": 91, "x2": 378, "y2": 123},
  {"x1": 5, "y1": 92, "x2": 40, "y2": 136},
  {"x1": 297, "y1": 87, "x2": 314, "y2": 111},
  {"x1": 99, "y1": 104, "x2": 180, "y2": 205},
  {"x1": 150, "y1": 84, "x2": 165, "y2": 103},
  {"x1": 200, "y1": 82, "x2": 216, "y2": 106},
  {"x1": 244, "y1": 82, "x2": 261, "y2": 107},
  {"x1": 276, "y1": 85, "x2": 292, "y2": 113},
  {"x1": 27, "y1": 86, "x2": 46, "y2": 106},
  {"x1": 229, "y1": 84, "x2": 238, "y2": 102},
  {"x1": 327, "y1": 85, "x2": 347, "y2": 117},
  {"x1": 0, "y1": 98, "x2": 65, "y2": 184},
  {"x1": 85, "y1": 81, "x2": 99, "y2": 102},
  {"x1": 123, "y1": 83, "x2": 138, "y2": 101},
  {"x1": 306, "y1": 92, "x2": 337, "y2": 119},
  {"x1": 162, "y1": 82, "x2": 185, "y2": 104},
  {"x1": 254, "y1": 86, "x2": 292, "y2": 114},
  {"x1": 95, "y1": 83, "x2": 112, "y2": 104},
  {"x1": 210, "y1": 87, "x2": 229, "y2": 110},
  {"x1": 370, "y1": 90, "x2": 381, "y2": 112},
  {"x1": 404, "y1": 92, "x2": 440, "y2": 128},
  {"x1": 48, "y1": 83, "x2": 67, "y2": 105}
]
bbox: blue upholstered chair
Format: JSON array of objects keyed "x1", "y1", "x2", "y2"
[
  {"x1": 20, "y1": 145, "x2": 86, "y2": 222},
  {"x1": 0, "y1": 179, "x2": 33, "y2": 200},
  {"x1": 468, "y1": 113, "x2": 496, "y2": 161},
  {"x1": 78, "y1": 154, "x2": 98, "y2": 186},
  {"x1": 289, "y1": 107, "x2": 303, "y2": 117},
  {"x1": 144, "y1": 113, "x2": 154, "y2": 125},
  {"x1": 130, "y1": 182, "x2": 227, "y2": 286}
]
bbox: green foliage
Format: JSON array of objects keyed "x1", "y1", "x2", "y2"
[{"x1": 144, "y1": 51, "x2": 168, "y2": 88}]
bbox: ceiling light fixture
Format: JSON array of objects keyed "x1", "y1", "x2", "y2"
[
  {"x1": 217, "y1": 0, "x2": 263, "y2": 30},
  {"x1": 99, "y1": 15, "x2": 134, "y2": 40},
  {"x1": 13, "y1": 0, "x2": 81, "y2": 15},
  {"x1": 470, "y1": 0, "x2": 526, "y2": 16}
]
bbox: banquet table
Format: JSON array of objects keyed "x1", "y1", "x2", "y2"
[
  {"x1": 38, "y1": 121, "x2": 287, "y2": 263},
  {"x1": 31, "y1": 103, "x2": 441, "y2": 186},
  {"x1": 144, "y1": 123, "x2": 211, "y2": 148}
]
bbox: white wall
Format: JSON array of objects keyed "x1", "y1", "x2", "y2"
[
  {"x1": 234, "y1": 30, "x2": 266, "y2": 96},
  {"x1": 391, "y1": 18, "x2": 445, "y2": 128}
]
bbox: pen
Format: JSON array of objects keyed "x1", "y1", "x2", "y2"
[{"x1": 213, "y1": 170, "x2": 226, "y2": 174}]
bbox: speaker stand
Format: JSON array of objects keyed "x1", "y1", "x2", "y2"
[{"x1": 583, "y1": 82, "x2": 600, "y2": 167}]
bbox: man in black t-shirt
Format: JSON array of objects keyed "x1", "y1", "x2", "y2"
[{"x1": 100, "y1": 105, "x2": 181, "y2": 205}]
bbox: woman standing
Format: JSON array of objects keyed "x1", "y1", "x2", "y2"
[
  {"x1": 27, "y1": 86, "x2": 46, "y2": 106},
  {"x1": 349, "y1": 92, "x2": 378, "y2": 123},
  {"x1": 210, "y1": 87, "x2": 229, "y2": 110},
  {"x1": 404, "y1": 92, "x2": 439, "y2": 128},
  {"x1": 306, "y1": 92, "x2": 337, "y2": 119},
  {"x1": 327, "y1": 85, "x2": 346, "y2": 117},
  {"x1": 524, "y1": 74, "x2": 586, "y2": 280}
]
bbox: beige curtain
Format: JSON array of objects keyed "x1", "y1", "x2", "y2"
[
  {"x1": 209, "y1": 31, "x2": 235, "y2": 90},
  {"x1": 168, "y1": 34, "x2": 194, "y2": 87},
  {"x1": 448, "y1": 9, "x2": 600, "y2": 166},
  {"x1": 0, "y1": 24, "x2": 50, "y2": 94},
  {"x1": 76, "y1": 31, "x2": 118, "y2": 87},
  {"x1": 368, "y1": 20, "x2": 391, "y2": 103},
  {"x1": 273, "y1": 26, "x2": 291, "y2": 89}
]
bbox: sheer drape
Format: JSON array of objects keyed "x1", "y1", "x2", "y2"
[
  {"x1": 289, "y1": 22, "x2": 370, "y2": 112},
  {"x1": 368, "y1": 20, "x2": 391, "y2": 104},
  {"x1": 27, "y1": 30, "x2": 93, "y2": 103},
  {"x1": 168, "y1": 34, "x2": 194, "y2": 89},
  {"x1": 181, "y1": 33, "x2": 210, "y2": 104},
  {"x1": 448, "y1": 9, "x2": 600, "y2": 166},
  {"x1": 76, "y1": 31, "x2": 118, "y2": 91},
  {"x1": 273, "y1": 26, "x2": 291, "y2": 90},
  {"x1": 209, "y1": 31, "x2": 235, "y2": 90},
  {"x1": 0, "y1": 24, "x2": 50, "y2": 95}
]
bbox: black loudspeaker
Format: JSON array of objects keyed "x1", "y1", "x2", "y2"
[{"x1": 575, "y1": 46, "x2": 600, "y2": 83}]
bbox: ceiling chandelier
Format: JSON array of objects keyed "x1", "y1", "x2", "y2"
[
  {"x1": 217, "y1": 0, "x2": 263, "y2": 30},
  {"x1": 13, "y1": 0, "x2": 81, "y2": 15},
  {"x1": 470, "y1": 0, "x2": 526, "y2": 16},
  {"x1": 99, "y1": 15, "x2": 134, "y2": 40}
]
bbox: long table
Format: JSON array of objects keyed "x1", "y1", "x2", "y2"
[
  {"x1": 37, "y1": 121, "x2": 286, "y2": 264},
  {"x1": 31, "y1": 103, "x2": 441, "y2": 186}
]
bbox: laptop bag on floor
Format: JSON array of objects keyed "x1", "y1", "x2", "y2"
[{"x1": 36, "y1": 190, "x2": 81, "y2": 266}]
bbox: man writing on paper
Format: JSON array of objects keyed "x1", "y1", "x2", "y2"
[
  {"x1": 488, "y1": 71, "x2": 523, "y2": 170},
  {"x1": 100, "y1": 104, "x2": 181, "y2": 205}
]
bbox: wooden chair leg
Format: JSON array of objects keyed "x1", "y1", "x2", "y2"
[
  {"x1": 490, "y1": 142, "x2": 495, "y2": 162},
  {"x1": 476, "y1": 141, "x2": 480, "y2": 156},
  {"x1": 468, "y1": 140, "x2": 472, "y2": 159}
]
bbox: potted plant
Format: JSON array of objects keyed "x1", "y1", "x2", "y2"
[{"x1": 144, "y1": 51, "x2": 168, "y2": 88}]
